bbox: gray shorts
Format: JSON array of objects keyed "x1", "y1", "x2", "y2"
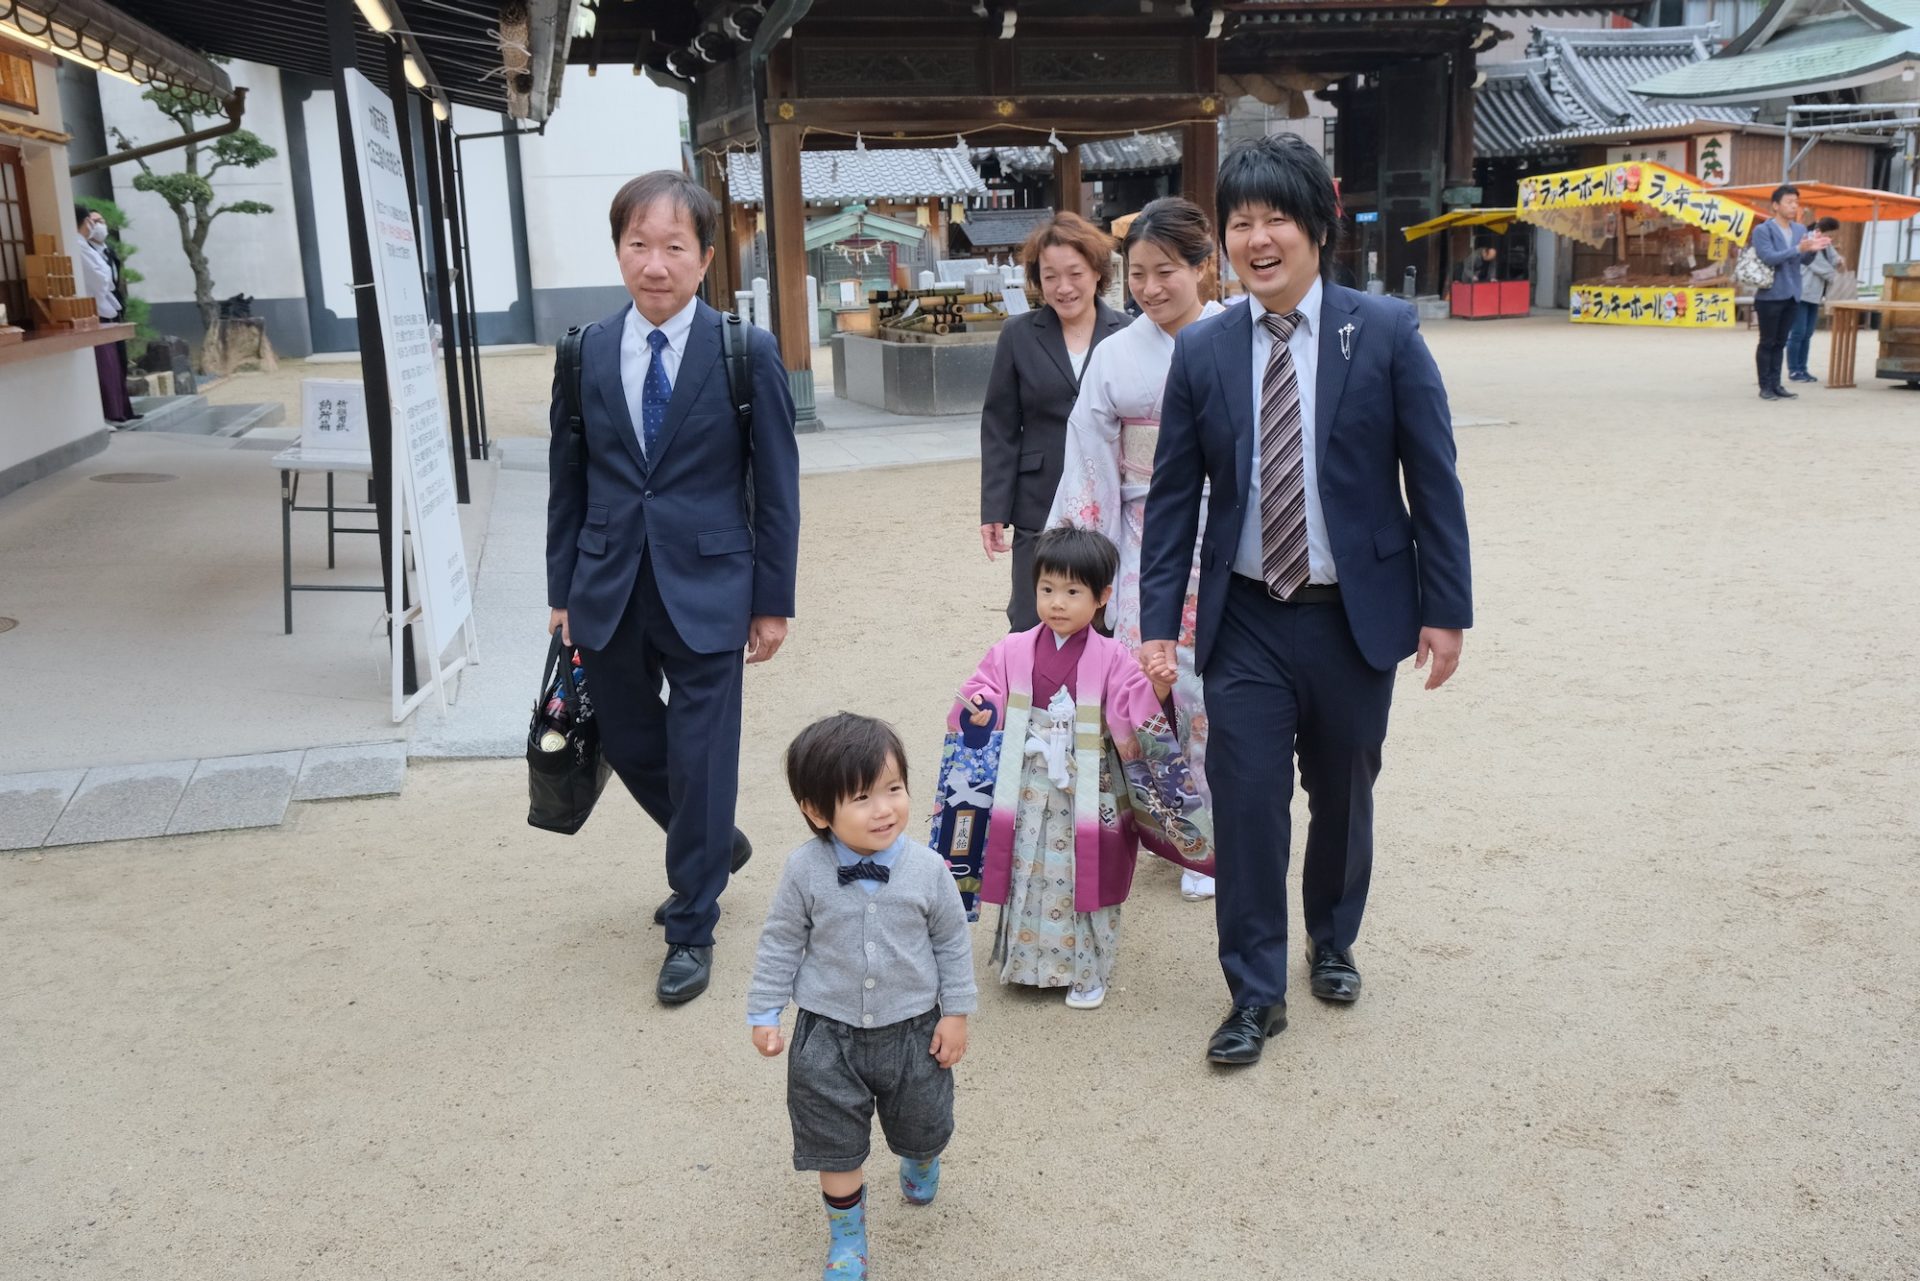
[{"x1": 788, "y1": 1006, "x2": 955, "y2": 1173}]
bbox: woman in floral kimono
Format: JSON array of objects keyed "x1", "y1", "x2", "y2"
[
  {"x1": 1048, "y1": 197, "x2": 1225, "y2": 902},
  {"x1": 950, "y1": 527, "x2": 1213, "y2": 1010}
]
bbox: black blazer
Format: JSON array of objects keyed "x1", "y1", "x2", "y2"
[{"x1": 979, "y1": 299, "x2": 1128, "y2": 531}]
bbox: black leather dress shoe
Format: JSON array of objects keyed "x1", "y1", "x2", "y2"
[
  {"x1": 653, "y1": 829, "x2": 754, "y2": 925},
  {"x1": 1309, "y1": 945, "x2": 1362, "y2": 1003},
  {"x1": 1206, "y1": 1003, "x2": 1287, "y2": 1066},
  {"x1": 656, "y1": 944, "x2": 713, "y2": 1004},
  {"x1": 1772, "y1": 385, "x2": 1799, "y2": 399}
]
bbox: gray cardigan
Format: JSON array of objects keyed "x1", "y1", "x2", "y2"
[{"x1": 748, "y1": 837, "x2": 978, "y2": 1028}]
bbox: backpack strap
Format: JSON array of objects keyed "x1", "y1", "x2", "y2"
[
  {"x1": 557, "y1": 324, "x2": 587, "y2": 469},
  {"x1": 720, "y1": 311, "x2": 754, "y2": 453}
]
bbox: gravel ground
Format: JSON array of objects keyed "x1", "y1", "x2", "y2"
[{"x1": 9, "y1": 316, "x2": 1917, "y2": 1281}]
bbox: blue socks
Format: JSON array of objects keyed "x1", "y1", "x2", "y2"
[
  {"x1": 822, "y1": 1186, "x2": 867, "y2": 1280},
  {"x1": 899, "y1": 1156, "x2": 940, "y2": 1205}
]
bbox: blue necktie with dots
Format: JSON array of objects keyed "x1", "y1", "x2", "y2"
[{"x1": 641, "y1": 328, "x2": 670, "y2": 459}]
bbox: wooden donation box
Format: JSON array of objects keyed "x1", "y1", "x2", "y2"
[{"x1": 1878, "y1": 262, "x2": 1919, "y2": 386}]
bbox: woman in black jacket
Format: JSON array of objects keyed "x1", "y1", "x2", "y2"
[{"x1": 978, "y1": 212, "x2": 1129, "y2": 629}]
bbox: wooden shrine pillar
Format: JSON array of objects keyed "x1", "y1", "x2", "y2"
[
  {"x1": 701, "y1": 153, "x2": 741, "y2": 309},
  {"x1": 1182, "y1": 118, "x2": 1220, "y2": 214},
  {"x1": 763, "y1": 121, "x2": 819, "y2": 429},
  {"x1": 1052, "y1": 143, "x2": 1082, "y2": 218},
  {"x1": 1447, "y1": 34, "x2": 1477, "y2": 194}
]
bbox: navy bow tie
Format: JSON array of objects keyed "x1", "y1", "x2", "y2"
[{"x1": 839, "y1": 861, "x2": 890, "y2": 886}]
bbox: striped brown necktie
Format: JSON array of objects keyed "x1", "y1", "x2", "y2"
[{"x1": 1258, "y1": 310, "x2": 1310, "y2": 599}]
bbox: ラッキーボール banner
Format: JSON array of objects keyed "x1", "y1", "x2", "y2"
[
  {"x1": 1518, "y1": 163, "x2": 1755, "y2": 244},
  {"x1": 1569, "y1": 285, "x2": 1735, "y2": 328}
]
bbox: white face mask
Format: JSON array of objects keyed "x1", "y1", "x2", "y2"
[{"x1": 87, "y1": 222, "x2": 108, "y2": 244}]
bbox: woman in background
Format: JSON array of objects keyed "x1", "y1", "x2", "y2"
[
  {"x1": 978, "y1": 213, "x2": 1129, "y2": 630},
  {"x1": 1049, "y1": 197, "x2": 1224, "y2": 903}
]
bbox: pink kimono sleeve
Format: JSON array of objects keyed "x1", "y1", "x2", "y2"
[
  {"x1": 1105, "y1": 656, "x2": 1215, "y2": 874},
  {"x1": 950, "y1": 637, "x2": 1013, "y2": 732}
]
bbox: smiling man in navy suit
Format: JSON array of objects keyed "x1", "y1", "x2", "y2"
[
  {"x1": 1139, "y1": 135, "x2": 1472, "y2": 1066},
  {"x1": 546, "y1": 170, "x2": 801, "y2": 1005}
]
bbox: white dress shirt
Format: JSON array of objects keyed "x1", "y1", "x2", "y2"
[
  {"x1": 620, "y1": 295, "x2": 698, "y2": 457},
  {"x1": 73, "y1": 237, "x2": 121, "y2": 322},
  {"x1": 1232, "y1": 277, "x2": 1334, "y2": 585}
]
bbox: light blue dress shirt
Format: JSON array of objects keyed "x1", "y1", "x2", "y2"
[
  {"x1": 1232, "y1": 277, "x2": 1336, "y2": 585},
  {"x1": 748, "y1": 834, "x2": 906, "y2": 1027},
  {"x1": 620, "y1": 296, "x2": 698, "y2": 458}
]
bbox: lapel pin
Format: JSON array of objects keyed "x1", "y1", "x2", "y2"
[{"x1": 1339, "y1": 323, "x2": 1355, "y2": 361}]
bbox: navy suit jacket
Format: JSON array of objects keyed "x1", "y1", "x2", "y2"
[
  {"x1": 546, "y1": 298, "x2": 802, "y2": 655},
  {"x1": 1139, "y1": 285, "x2": 1471, "y2": 673}
]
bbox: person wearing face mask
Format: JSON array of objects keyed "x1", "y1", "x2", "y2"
[
  {"x1": 1047, "y1": 196, "x2": 1226, "y2": 904},
  {"x1": 979, "y1": 212, "x2": 1129, "y2": 631},
  {"x1": 73, "y1": 207, "x2": 136, "y2": 424}
]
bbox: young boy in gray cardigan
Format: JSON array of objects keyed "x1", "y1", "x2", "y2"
[{"x1": 749, "y1": 713, "x2": 977, "y2": 1281}]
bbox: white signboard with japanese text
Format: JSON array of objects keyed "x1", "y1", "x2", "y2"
[
  {"x1": 300, "y1": 378, "x2": 369, "y2": 454},
  {"x1": 343, "y1": 69, "x2": 474, "y2": 718}
]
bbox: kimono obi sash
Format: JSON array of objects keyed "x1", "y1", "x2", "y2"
[
  {"x1": 1118, "y1": 416, "x2": 1159, "y2": 499},
  {"x1": 1118, "y1": 416, "x2": 1208, "y2": 503}
]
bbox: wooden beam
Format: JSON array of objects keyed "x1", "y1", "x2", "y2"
[
  {"x1": 764, "y1": 94, "x2": 1227, "y2": 134},
  {"x1": 1053, "y1": 142, "x2": 1082, "y2": 219},
  {"x1": 1447, "y1": 35, "x2": 1476, "y2": 190},
  {"x1": 701, "y1": 151, "x2": 741, "y2": 310},
  {"x1": 1181, "y1": 118, "x2": 1219, "y2": 215},
  {"x1": 765, "y1": 121, "x2": 813, "y2": 377}
]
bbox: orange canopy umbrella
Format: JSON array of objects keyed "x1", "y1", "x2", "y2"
[{"x1": 1713, "y1": 182, "x2": 1920, "y2": 224}]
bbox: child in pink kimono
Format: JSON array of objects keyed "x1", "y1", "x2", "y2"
[{"x1": 951, "y1": 527, "x2": 1214, "y2": 1009}]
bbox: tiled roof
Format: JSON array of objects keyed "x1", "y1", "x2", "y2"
[
  {"x1": 1477, "y1": 24, "x2": 1753, "y2": 157},
  {"x1": 976, "y1": 130, "x2": 1184, "y2": 179},
  {"x1": 728, "y1": 145, "x2": 986, "y2": 206},
  {"x1": 1636, "y1": 0, "x2": 1920, "y2": 102},
  {"x1": 951, "y1": 207, "x2": 1058, "y2": 250}
]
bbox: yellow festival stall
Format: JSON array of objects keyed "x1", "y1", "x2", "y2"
[{"x1": 1516, "y1": 163, "x2": 1757, "y2": 329}]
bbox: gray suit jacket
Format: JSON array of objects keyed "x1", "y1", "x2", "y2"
[{"x1": 979, "y1": 300, "x2": 1128, "y2": 531}]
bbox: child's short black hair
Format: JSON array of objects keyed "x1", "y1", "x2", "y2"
[
  {"x1": 1215, "y1": 134, "x2": 1342, "y2": 281},
  {"x1": 1032, "y1": 526, "x2": 1119, "y2": 596},
  {"x1": 785, "y1": 713, "x2": 909, "y2": 837}
]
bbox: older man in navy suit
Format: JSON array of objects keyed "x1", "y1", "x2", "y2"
[
  {"x1": 547, "y1": 171, "x2": 801, "y2": 1005},
  {"x1": 1140, "y1": 135, "x2": 1472, "y2": 1066}
]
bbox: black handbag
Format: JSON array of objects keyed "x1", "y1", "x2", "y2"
[{"x1": 526, "y1": 631, "x2": 611, "y2": 835}]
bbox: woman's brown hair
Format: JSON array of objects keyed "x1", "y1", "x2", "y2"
[{"x1": 1021, "y1": 211, "x2": 1116, "y2": 294}]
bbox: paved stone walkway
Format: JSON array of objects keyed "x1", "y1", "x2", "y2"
[{"x1": 1, "y1": 742, "x2": 407, "y2": 852}]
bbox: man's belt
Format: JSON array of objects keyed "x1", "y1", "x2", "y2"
[{"x1": 1233, "y1": 573, "x2": 1341, "y2": 606}]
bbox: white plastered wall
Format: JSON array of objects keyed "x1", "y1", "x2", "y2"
[
  {"x1": 518, "y1": 66, "x2": 689, "y2": 294},
  {"x1": 96, "y1": 59, "x2": 305, "y2": 312}
]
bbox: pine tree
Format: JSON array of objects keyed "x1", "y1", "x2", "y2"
[{"x1": 105, "y1": 69, "x2": 275, "y2": 335}]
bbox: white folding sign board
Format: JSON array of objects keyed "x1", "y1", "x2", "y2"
[{"x1": 343, "y1": 69, "x2": 476, "y2": 720}]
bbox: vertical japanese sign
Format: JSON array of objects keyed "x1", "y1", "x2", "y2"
[{"x1": 343, "y1": 70, "x2": 471, "y2": 658}]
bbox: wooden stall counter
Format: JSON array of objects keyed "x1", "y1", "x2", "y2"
[
  {"x1": 1825, "y1": 300, "x2": 1920, "y2": 390},
  {"x1": 0, "y1": 323, "x2": 135, "y2": 370}
]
